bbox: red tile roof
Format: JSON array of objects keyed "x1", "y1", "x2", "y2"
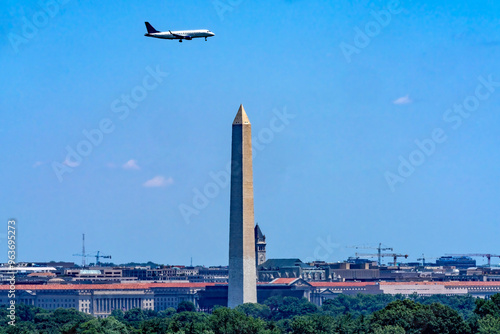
[
  {"x1": 380, "y1": 281, "x2": 500, "y2": 287},
  {"x1": 2, "y1": 281, "x2": 500, "y2": 291},
  {"x1": 271, "y1": 278, "x2": 299, "y2": 284},
  {"x1": 310, "y1": 282, "x2": 377, "y2": 287},
  {"x1": 0, "y1": 282, "x2": 223, "y2": 291},
  {"x1": 27, "y1": 272, "x2": 56, "y2": 277},
  {"x1": 311, "y1": 281, "x2": 500, "y2": 288}
]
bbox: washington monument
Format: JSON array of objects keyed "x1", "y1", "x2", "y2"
[{"x1": 228, "y1": 105, "x2": 257, "y2": 307}]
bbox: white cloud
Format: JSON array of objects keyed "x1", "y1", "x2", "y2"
[
  {"x1": 143, "y1": 176, "x2": 174, "y2": 188},
  {"x1": 32, "y1": 161, "x2": 44, "y2": 168},
  {"x1": 393, "y1": 95, "x2": 413, "y2": 105},
  {"x1": 63, "y1": 158, "x2": 80, "y2": 168},
  {"x1": 123, "y1": 159, "x2": 140, "y2": 170}
]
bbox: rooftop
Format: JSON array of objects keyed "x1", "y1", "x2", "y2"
[
  {"x1": 259, "y1": 258, "x2": 309, "y2": 270},
  {"x1": 2, "y1": 280, "x2": 500, "y2": 291}
]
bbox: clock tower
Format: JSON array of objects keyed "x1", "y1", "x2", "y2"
[{"x1": 255, "y1": 224, "x2": 267, "y2": 266}]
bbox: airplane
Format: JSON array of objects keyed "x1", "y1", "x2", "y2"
[{"x1": 144, "y1": 22, "x2": 215, "y2": 42}]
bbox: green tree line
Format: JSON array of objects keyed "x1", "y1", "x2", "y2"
[{"x1": 1, "y1": 294, "x2": 500, "y2": 333}]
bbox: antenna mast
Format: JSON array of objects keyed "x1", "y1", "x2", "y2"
[{"x1": 82, "y1": 233, "x2": 86, "y2": 267}]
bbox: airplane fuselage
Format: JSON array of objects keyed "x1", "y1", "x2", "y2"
[
  {"x1": 144, "y1": 22, "x2": 214, "y2": 42},
  {"x1": 145, "y1": 30, "x2": 215, "y2": 41}
]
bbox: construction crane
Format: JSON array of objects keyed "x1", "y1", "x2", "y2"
[
  {"x1": 72, "y1": 234, "x2": 87, "y2": 267},
  {"x1": 356, "y1": 253, "x2": 408, "y2": 266},
  {"x1": 446, "y1": 254, "x2": 500, "y2": 267},
  {"x1": 72, "y1": 251, "x2": 112, "y2": 266},
  {"x1": 417, "y1": 254, "x2": 438, "y2": 266},
  {"x1": 93, "y1": 251, "x2": 112, "y2": 265},
  {"x1": 72, "y1": 234, "x2": 112, "y2": 267},
  {"x1": 350, "y1": 243, "x2": 393, "y2": 266}
]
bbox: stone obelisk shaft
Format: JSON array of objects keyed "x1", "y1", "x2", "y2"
[{"x1": 228, "y1": 105, "x2": 257, "y2": 307}]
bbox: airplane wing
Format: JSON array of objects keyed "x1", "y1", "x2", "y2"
[{"x1": 169, "y1": 30, "x2": 192, "y2": 40}]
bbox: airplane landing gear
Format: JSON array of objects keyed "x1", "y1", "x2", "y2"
[
  {"x1": 205, "y1": 37, "x2": 207, "y2": 41},
  {"x1": 179, "y1": 40, "x2": 183, "y2": 43}
]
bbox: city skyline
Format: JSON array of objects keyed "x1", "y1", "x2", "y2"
[{"x1": 2, "y1": 1, "x2": 500, "y2": 266}]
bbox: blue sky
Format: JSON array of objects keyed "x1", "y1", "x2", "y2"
[{"x1": 1, "y1": 0, "x2": 500, "y2": 266}]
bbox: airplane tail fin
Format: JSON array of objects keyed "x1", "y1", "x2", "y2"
[{"x1": 145, "y1": 22, "x2": 159, "y2": 34}]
